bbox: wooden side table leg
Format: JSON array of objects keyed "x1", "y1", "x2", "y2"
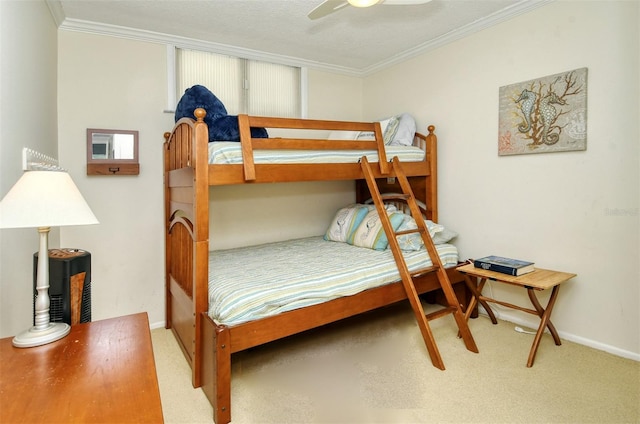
[
  {"x1": 463, "y1": 276, "x2": 497, "y2": 323},
  {"x1": 473, "y1": 277, "x2": 497, "y2": 324},
  {"x1": 527, "y1": 286, "x2": 561, "y2": 344},
  {"x1": 462, "y1": 275, "x2": 479, "y2": 322},
  {"x1": 526, "y1": 285, "x2": 562, "y2": 367},
  {"x1": 458, "y1": 276, "x2": 486, "y2": 338}
]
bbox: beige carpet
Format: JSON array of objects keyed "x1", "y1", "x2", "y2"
[{"x1": 151, "y1": 302, "x2": 639, "y2": 424}]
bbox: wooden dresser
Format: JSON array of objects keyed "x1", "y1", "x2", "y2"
[{"x1": 0, "y1": 312, "x2": 164, "y2": 423}]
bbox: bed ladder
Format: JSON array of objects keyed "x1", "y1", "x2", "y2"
[{"x1": 360, "y1": 156, "x2": 478, "y2": 370}]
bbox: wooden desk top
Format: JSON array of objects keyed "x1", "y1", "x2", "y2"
[
  {"x1": 457, "y1": 263, "x2": 576, "y2": 290},
  {"x1": 0, "y1": 312, "x2": 164, "y2": 423}
]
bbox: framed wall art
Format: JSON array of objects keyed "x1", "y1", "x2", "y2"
[{"x1": 498, "y1": 67, "x2": 587, "y2": 156}]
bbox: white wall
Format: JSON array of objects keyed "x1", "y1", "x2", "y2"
[
  {"x1": 57, "y1": 32, "x2": 172, "y2": 328},
  {"x1": 363, "y1": 1, "x2": 639, "y2": 359},
  {"x1": 0, "y1": 1, "x2": 59, "y2": 337},
  {"x1": 55, "y1": 32, "x2": 364, "y2": 327}
]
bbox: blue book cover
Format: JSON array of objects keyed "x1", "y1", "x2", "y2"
[{"x1": 474, "y1": 255, "x2": 535, "y2": 276}]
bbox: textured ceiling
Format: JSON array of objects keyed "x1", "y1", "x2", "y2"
[{"x1": 52, "y1": 0, "x2": 549, "y2": 75}]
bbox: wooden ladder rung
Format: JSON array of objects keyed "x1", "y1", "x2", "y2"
[
  {"x1": 426, "y1": 306, "x2": 457, "y2": 321},
  {"x1": 381, "y1": 193, "x2": 411, "y2": 201},
  {"x1": 395, "y1": 227, "x2": 426, "y2": 236},
  {"x1": 409, "y1": 265, "x2": 438, "y2": 278}
]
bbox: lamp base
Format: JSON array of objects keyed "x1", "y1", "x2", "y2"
[{"x1": 12, "y1": 322, "x2": 71, "y2": 348}]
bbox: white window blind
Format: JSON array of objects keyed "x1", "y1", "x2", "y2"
[{"x1": 176, "y1": 49, "x2": 301, "y2": 118}]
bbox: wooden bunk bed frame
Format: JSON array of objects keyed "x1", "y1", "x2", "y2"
[{"x1": 163, "y1": 108, "x2": 472, "y2": 423}]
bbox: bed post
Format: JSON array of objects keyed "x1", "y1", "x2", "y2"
[
  {"x1": 425, "y1": 125, "x2": 438, "y2": 223},
  {"x1": 192, "y1": 109, "x2": 210, "y2": 388},
  {"x1": 163, "y1": 132, "x2": 172, "y2": 331},
  {"x1": 202, "y1": 315, "x2": 231, "y2": 424}
]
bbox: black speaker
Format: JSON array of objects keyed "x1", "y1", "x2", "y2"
[{"x1": 33, "y1": 248, "x2": 92, "y2": 326}]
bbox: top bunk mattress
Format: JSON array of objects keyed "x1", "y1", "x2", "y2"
[
  {"x1": 208, "y1": 142, "x2": 425, "y2": 165},
  {"x1": 208, "y1": 236, "x2": 458, "y2": 326}
]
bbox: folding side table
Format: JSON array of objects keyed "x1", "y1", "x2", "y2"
[{"x1": 457, "y1": 263, "x2": 576, "y2": 367}]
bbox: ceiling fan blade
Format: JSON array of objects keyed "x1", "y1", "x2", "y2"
[{"x1": 308, "y1": 0, "x2": 349, "y2": 20}]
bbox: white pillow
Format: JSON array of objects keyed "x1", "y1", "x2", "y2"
[
  {"x1": 431, "y1": 225, "x2": 458, "y2": 245},
  {"x1": 396, "y1": 215, "x2": 458, "y2": 250},
  {"x1": 396, "y1": 216, "x2": 423, "y2": 251},
  {"x1": 390, "y1": 113, "x2": 416, "y2": 146}
]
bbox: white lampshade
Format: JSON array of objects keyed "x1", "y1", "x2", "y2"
[{"x1": 0, "y1": 171, "x2": 98, "y2": 229}]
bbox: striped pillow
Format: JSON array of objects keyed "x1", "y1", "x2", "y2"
[
  {"x1": 324, "y1": 204, "x2": 369, "y2": 243},
  {"x1": 349, "y1": 209, "x2": 405, "y2": 250}
]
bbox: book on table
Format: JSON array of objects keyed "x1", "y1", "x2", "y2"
[{"x1": 473, "y1": 255, "x2": 535, "y2": 276}]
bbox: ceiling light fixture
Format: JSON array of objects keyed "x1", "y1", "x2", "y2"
[{"x1": 347, "y1": 0, "x2": 380, "y2": 7}]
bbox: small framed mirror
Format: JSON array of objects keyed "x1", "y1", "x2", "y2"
[{"x1": 86, "y1": 129, "x2": 139, "y2": 175}]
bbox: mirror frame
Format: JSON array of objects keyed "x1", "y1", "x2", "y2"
[{"x1": 86, "y1": 128, "x2": 139, "y2": 175}]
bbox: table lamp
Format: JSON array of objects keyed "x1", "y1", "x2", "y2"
[{"x1": 0, "y1": 170, "x2": 98, "y2": 348}]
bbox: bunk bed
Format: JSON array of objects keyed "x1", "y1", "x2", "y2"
[{"x1": 163, "y1": 109, "x2": 473, "y2": 423}]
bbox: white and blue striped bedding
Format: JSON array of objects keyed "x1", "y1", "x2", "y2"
[
  {"x1": 208, "y1": 236, "x2": 458, "y2": 326},
  {"x1": 208, "y1": 142, "x2": 425, "y2": 164}
]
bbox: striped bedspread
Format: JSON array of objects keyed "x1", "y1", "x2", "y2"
[
  {"x1": 208, "y1": 142, "x2": 425, "y2": 164},
  {"x1": 208, "y1": 236, "x2": 458, "y2": 326}
]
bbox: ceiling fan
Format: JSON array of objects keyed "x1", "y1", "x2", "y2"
[{"x1": 308, "y1": 0, "x2": 433, "y2": 20}]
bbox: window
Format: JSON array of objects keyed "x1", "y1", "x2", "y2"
[{"x1": 175, "y1": 48, "x2": 302, "y2": 118}]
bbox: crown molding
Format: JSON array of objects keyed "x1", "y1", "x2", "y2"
[
  {"x1": 56, "y1": 16, "x2": 363, "y2": 77},
  {"x1": 47, "y1": 0, "x2": 553, "y2": 78}
]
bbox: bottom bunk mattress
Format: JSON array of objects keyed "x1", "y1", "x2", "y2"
[{"x1": 208, "y1": 236, "x2": 458, "y2": 326}]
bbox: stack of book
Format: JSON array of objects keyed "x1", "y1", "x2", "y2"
[{"x1": 473, "y1": 255, "x2": 535, "y2": 276}]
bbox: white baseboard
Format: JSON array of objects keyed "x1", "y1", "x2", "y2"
[
  {"x1": 150, "y1": 320, "x2": 167, "y2": 330},
  {"x1": 150, "y1": 311, "x2": 639, "y2": 362},
  {"x1": 478, "y1": 307, "x2": 640, "y2": 362}
]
